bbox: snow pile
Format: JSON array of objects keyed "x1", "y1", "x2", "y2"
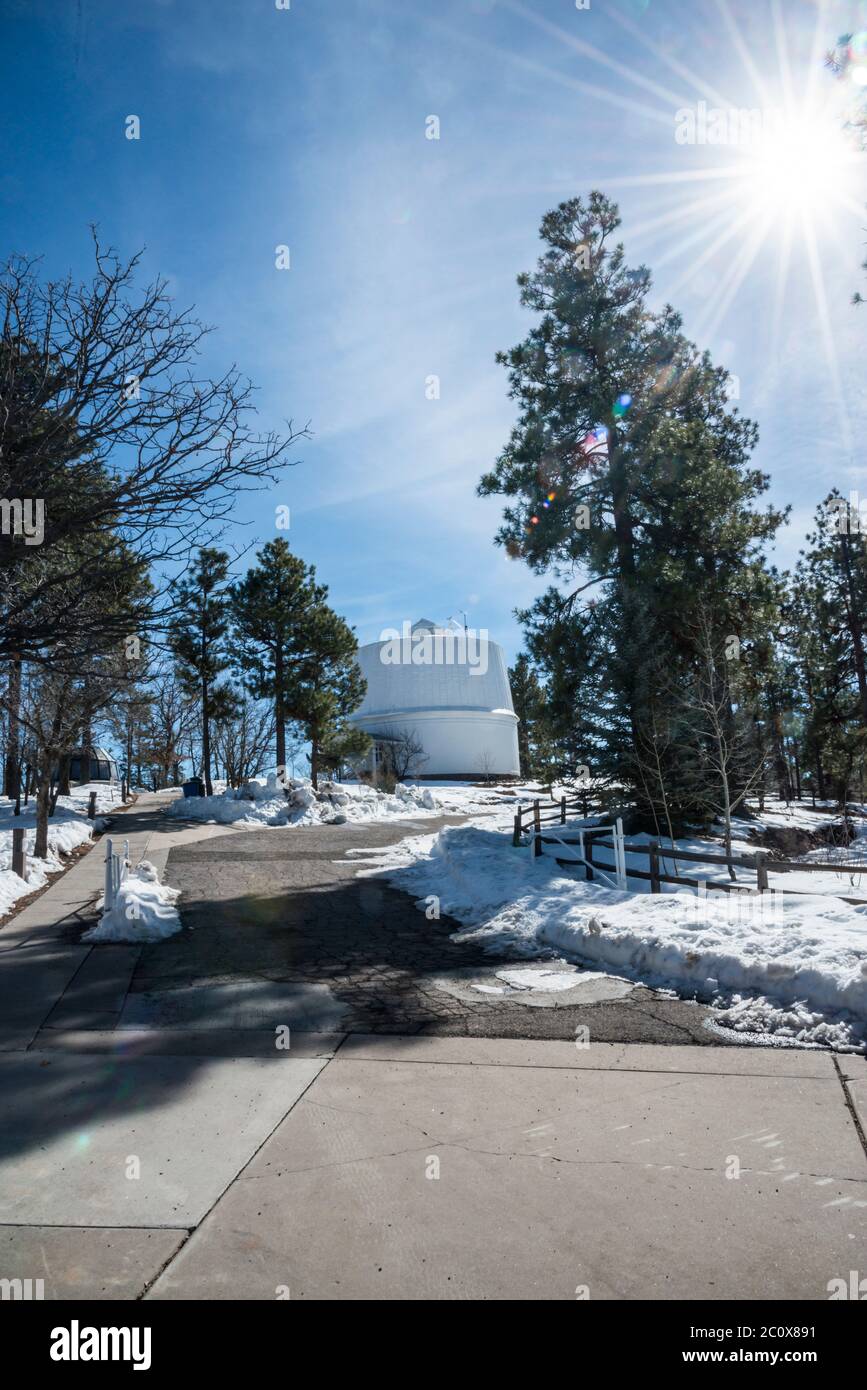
[
  {"x1": 165, "y1": 773, "x2": 440, "y2": 828},
  {"x1": 84, "y1": 860, "x2": 182, "y2": 943},
  {"x1": 353, "y1": 822, "x2": 867, "y2": 1051},
  {"x1": 0, "y1": 784, "x2": 123, "y2": 919},
  {"x1": 61, "y1": 781, "x2": 125, "y2": 818}
]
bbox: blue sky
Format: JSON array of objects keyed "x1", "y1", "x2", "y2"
[{"x1": 1, "y1": 0, "x2": 866, "y2": 664}]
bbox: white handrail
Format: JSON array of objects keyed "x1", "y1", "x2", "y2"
[
  {"x1": 104, "y1": 836, "x2": 114, "y2": 913},
  {"x1": 103, "y1": 837, "x2": 129, "y2": 914},
  {"x1": 535, "y1": 826, "x2": 621, "y2": 890}
]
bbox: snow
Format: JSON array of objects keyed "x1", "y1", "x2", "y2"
[
  {"x1": 84, "y1": 860, "x2": 182, "y2": 943},
  {"x1": 165, "y1": 773, "x2": 450, "y2": 828},
  {"x1": 495, "y1": 965, "x2": 588, "y2": 991},
  {"x1": 0, "y1": 782, "x2": 124, "y2": 920},
  {"x1": 352, "y1": 817, "x2": 867, "y2": 1052}
]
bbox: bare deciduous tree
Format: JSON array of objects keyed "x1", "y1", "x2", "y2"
[
  {"x1": 18, "y1": 655, "x2": 132, "y2": 856},
  {"x1": 378, "y1": 726, "x2": 428, "y2": 781},
  {"x1": 678, "y1": 605, "x2": 768, "y2": 878},
  {"x1": 0, "y1": 234, "x2": 309, "y2": 671},
  {"x1": 212, "y1": 695, "x2": 277, "y2": 789}
]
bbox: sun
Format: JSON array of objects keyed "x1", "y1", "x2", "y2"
[
  {"x1": 739, "y1": 106, "x2": 858, "y2": 222},
  {"x1": 479, "y1": 0, "x2": 867, "y2": 441}
]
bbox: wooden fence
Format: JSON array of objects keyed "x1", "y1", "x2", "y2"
[{"x1": 513, "y1": 796, "x2": 867, "y2": 898}]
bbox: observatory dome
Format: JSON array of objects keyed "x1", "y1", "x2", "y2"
[{"x1": 348, "y1": 619, "x2": 520, "y2": 779}]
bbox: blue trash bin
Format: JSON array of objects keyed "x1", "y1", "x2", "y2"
[{"x1": 182, "y1": 777, "x2": 205, "y2": 798}]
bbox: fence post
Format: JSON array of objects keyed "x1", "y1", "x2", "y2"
[
  {"x1": 533, "y1": 799, "x2": 541, "y2": 835},
  {"x1": 12, "y1": 827, "x2": 26, "y2": 881},
  {"x1": 513, "y1": 810, "x2": 522, "y2": 847},
  {"x1": 87, "y1": 790, "x2": 97, "y2": 820},
  {"x1": 649, "y1": 841, "x2": 660, "y2": 894},
  {"x1": 756, "y1": 852, "x2": 768, "y2": 893},
  {"x1": 560, "y1": 796, "x2": 566, "y2": 825},
  {"x1": 615, "y1": 817, "x2": 626, "y2": 888},
  {"x1": 585, "y1": 834, "x2": 594, "y2": 882}
]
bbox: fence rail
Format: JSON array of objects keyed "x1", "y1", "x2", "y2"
[{"x1": 513, "y1": 796, "x2": 866, "y2": 897}]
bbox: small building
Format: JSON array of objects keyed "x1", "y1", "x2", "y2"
[
  {"x1": 348, "y1": 619, "x2": 520, "y2": 779},
  {"x1": 62, "y1": 746, "x2": 120, "y2": 785}
]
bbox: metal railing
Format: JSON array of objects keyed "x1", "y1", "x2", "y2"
[{"x1": 103, "y1": 836, "x2": 129, "y2": 914}]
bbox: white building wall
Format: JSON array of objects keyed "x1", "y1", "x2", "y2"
[{"x1": 349, "y1": 625, "x2": 521, "y2": 777}]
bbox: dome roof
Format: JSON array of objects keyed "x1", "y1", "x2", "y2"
[{"x1": 352, "y1": 622, "x2": 515, "y2": 718}]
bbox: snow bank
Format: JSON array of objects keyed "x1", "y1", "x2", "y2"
[
  {"x1": 0, "y1": 782, "x2": 123, "y2": 919},
  {"x1": 354, "y1": 822, "x2": 867, "y2": 1051},
  {"x1": 84, "y1": 860, "x2": 182, "y2": 943},
  {"x1": 165, "y1": 773, "x2": 440, "y2": 828}
]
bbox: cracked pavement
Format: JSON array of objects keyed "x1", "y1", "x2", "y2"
[{"x1": 136, "y1": 814, "x2": 721, "y2": 1044}]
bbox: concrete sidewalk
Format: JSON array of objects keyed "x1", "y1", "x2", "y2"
[
  {"x1": 0, "y1": 793, "x2": 865, "y2": 1301},
  {"x1": 140, "y1": 1036, "x2": 867, "y2": 1301},
  {"x1": 1, "y1": 1033, "x2": 864, "y2": 1300}
]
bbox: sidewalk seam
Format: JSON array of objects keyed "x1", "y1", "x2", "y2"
[
  {"x1": 832, "y1": 1055, "x2": 867, "y2": 1166},
  {"x1": 331, "y1": 1050, "x2": 839, "y2": 1081},
  {"x1": 34, "y1": 943, "x2": 96, "y2": 1033},
  {"x1": 136, "y1": 1047, "x2": 344, "y2": 1300}
]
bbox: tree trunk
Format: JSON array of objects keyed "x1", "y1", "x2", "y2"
[
  {"x1": 4, "y1": 656, "x2": 21, "y2": 802},
  {"x1": 34, "y1": 755, "x2": 52, "y2": 858},
  {"x1": 274, "y1": 646, "x2": 286, "y2": 777},
  {"x1": 310, "y1": 739, "x2": 319, "y2": 790},
  {"x1": 57, "y1": 751, "x2": 72, "y2": 797},
  {"x1": 201, "y1": 675, "x2": 213, "y2": 796},
  {"x1": 605, "y1": 426, "x2": 652, "y2": 817}
]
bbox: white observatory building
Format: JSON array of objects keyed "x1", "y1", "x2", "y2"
[{"x1": 348, "y1": 619, "x2": 520, "y2": 780}]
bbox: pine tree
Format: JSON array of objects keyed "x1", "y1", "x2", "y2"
[
  {"x1": 480, "y1": 193, "x2": 784, "y2": 815},
  {"x1": 803, "y1": 493, "x2": 867, "y2": 729},
  {"x1": 288, "y1": 606, "x2": 368, "y2": 788},
  {"x1": 786, "y1": 494, "x2": 867, "y2": 805},
  {"x1": 169, "y1": 548, "x2": 234, "y2": 796},
  {"x1": 230, "y1": 539, "x2": 368, "y2": 786},
  {"x1": 508, "y1": 654, "x2": 546, "y2": 778}
]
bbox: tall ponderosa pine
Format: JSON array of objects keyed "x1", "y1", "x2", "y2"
[
  {"x1": 230, "y1": 539, "x2": 368, "y2": 786},
  {"x1": 170, "y1": 548, "x2": 234, "y2": 796},
  {"x1": 292, "y1": 606, "x2": 369, "y2": 786},
  {"x1": 230, "y1": 539, "x2": 323, "y2": 776},
  {"x1": 480, "y1": 193, "x2": 784, "y2": 818},
  {"x1": 802, "y1": 493, "x2": 867, "y2": 730},
  {"x1": 786, "y1": 495, "x2": 867, "y2": 804}
]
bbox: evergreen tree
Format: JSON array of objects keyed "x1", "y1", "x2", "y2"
[
  {"x1": 508, "y1": 654, "x2": 546, "y2": 778},
  {"x1": 801, "y1": 493, "x2": 867, "y2": 729},
  {"x1": 230, "y1": 538, "x2": 324, "y2": 776},
  {"x1": 786, "y1": 494, "x2": 867, "y2": 805},
  {"x1": 231, "y1": 539, "x2": 368, "y2": 786},
  {"x1": 169, "y1": 548, "x2": 234, "y2": 796},
  {"x1": 480, "y1": 193, "x2": 784, "y2": 816},
  {"x1": 288, "y1": 607, "x2": 368, "y2": 788}
]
